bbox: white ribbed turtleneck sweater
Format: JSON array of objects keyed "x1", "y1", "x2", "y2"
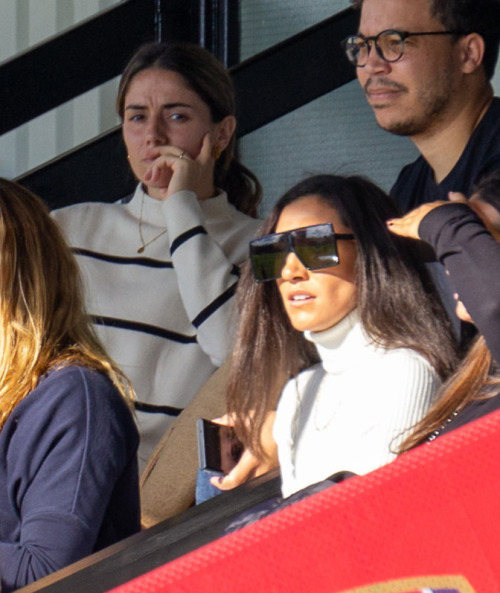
[{"x1": 273, "y1": 310, "x2": 440, "y2": 498}]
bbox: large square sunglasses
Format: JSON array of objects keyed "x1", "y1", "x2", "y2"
[{"x1": 249, "y1": 223, "x2": 355, "y2": 282}]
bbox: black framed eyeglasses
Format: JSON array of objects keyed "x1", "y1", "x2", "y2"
[
  {"x1": 342, "y1": 29, "x2": 466, "y2": 67},
  {"x1": 249, "y1": 223, "x2": 355, "y2": 283}
]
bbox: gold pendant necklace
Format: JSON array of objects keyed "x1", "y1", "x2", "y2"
[{"x1": 137, "y1": 191, "x2": 167, "y2": 253}]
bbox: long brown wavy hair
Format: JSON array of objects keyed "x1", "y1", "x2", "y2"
[
  {"x1": 227, "y1": 175, "x2": 459, "y2": 457},
  {"x1": 399, "y1": 333, "x2": 500, "y2": 452},
  {"x1": 117, "y1": 42, "x2": 262, "y2": 217},
  {"x1": 0, "y1": 179, "x2": 133, "y2": 431}
]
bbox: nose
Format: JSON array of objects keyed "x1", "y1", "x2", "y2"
[
  {"x1": 280, "y1": 252, "x2": 309, "y2": 281},
  {"x1": 145, "y1": 115, "x2": 166, "y2": 146},
  {"x1": 362, "y1": 42, "x2": 391, "y2": 74}
]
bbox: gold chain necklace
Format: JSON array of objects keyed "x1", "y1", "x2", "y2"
[{"x1": 137, "y1": 191, "x2": 167, "y2": 253}]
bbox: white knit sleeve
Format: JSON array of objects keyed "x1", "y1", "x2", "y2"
[
  {"x1": 161, "y1": 190, "x2": 259, "y2": 366},
  {"x1": 357, "y1": 350, "x2": 440, "y2": 472}
]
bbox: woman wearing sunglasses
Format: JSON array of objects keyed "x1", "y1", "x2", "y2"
[{"x1": 214, "y1": 174, "x2": 458, "y2": 498}]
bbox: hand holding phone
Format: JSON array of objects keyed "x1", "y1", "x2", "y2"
[{"x1": 197, "y1": 418, "x2": 244, "y2": 475}]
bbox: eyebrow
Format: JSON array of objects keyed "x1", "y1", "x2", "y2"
[{"x1": 124, "y1": 102, "x2": 194, "y2": 111}]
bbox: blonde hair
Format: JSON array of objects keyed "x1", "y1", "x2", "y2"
[{"x1": 0, "y1": 178, "x2": 133, "y2": 430}]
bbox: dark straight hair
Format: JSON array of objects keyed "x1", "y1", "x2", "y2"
[{"x1": 226, "y1": 174, "x2": 459, "y2": 457}]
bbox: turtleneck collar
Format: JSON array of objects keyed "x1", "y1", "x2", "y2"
[{"x1": 304, "y1": 309, "x2": 374, "y2": 374}]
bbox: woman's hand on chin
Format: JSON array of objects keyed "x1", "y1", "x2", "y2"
[
  {"x1": 210, "y1": 411, "x2": 278, "y2": 491},
  {"x1": 143, "y1": 133, "x2": 216, "y2": 201}
]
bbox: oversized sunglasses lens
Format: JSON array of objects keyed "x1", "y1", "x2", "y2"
[
  {"x1": 249, "y1": 224, "x2": 340, "y2": 282},
  {"x1": 293, "y1": 225, "x2": 339, "y2": 269},
  {"x1": 250, "y1": 233, "x2": 289, "y2": 282}
]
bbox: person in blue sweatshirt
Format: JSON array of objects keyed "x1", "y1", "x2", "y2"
[{"x1": 0, "y1": 178, "x2": 140, "y2": 593}]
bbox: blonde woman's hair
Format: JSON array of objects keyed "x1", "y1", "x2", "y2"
[{"x1": 0, "y1": 178, "x2": 133, "y2": 430}]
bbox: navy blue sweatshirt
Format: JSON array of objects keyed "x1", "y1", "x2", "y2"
[{"x1": 0, "y1": 365, "x2": 140, "y2": 592}]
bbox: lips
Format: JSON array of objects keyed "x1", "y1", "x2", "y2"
[
  {"x1": 365, "y1": 88, "x2": 402, "y2": 106},
  {"x1": 288, "y1": 291, "x2": 315, "y2": 304},
  {"x1": 367, "y1": 88, "x2": 399, "y2": 97},
  {"x1": 364, "y1": 79, "x2": 406, "y2": 105},
  {"x1": 143, "y1": 150, "x2": 161, "y2": 162}
]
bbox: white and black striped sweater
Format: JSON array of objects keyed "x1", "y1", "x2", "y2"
[{"x1": 53, "y1": 185, "x2": 260, "y2": 469}]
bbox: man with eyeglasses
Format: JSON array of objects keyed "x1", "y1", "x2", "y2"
[{"x1": 345, "y1": 0, "x2": 500, "y2": 213}]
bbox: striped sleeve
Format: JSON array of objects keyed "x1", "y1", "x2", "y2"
[{"x1": 162, "y1": 190, "x2": 254, "y2": 366}]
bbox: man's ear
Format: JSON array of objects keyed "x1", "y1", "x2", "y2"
[
  {"x1": 459, "y1": 33, "x2": 486, "y2": 74},
  {"x1": 214, "y1": 115, "x2": 236, "y2": 152}
]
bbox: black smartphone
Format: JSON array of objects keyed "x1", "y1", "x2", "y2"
[{"x1": 197, "y1": 418, "x2": 244, "y2": 474}]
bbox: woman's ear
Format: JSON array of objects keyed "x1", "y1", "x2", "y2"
[
  {"x1": 214, "y1": 115, "x2": 237, "y2": 152},
  {"x1": 459, "y1": 33, "x2": 485, "y2": 75}
]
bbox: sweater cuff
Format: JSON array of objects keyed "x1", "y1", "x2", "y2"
[{"x1": 161, "y1": 190, "x2": 203, "y2": 238}]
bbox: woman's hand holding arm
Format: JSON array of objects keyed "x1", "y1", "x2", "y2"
[
  {"x1": 388, "y1": 193, "x2": 500, "y2": 364},
  {"x1": 387, "y1": 192, "x2": 469, "y2": 239},
  {"x1": 386, "y1": 201, "x2": 449, "y2": 239}
]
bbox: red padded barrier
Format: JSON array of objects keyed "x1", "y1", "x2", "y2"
[{"x1": 111, "y1": 410, "x2": 500, "y2": 593}]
